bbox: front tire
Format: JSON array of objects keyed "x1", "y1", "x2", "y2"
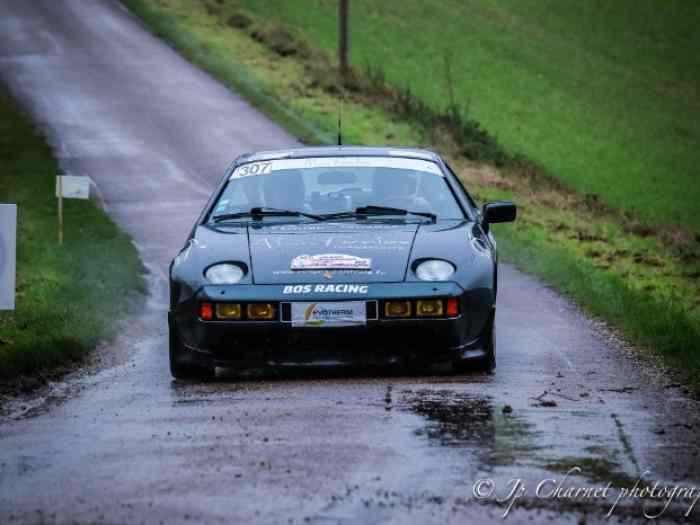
[
  {"x1": 475, "y1": 316, "x2": 496, "y2": 373},
  {"x1": 169, "y1": 325, "x2": 215, "y2": 380},
  {"x1": 454, "y1": 310, "x2": 496, "y2": 374}
]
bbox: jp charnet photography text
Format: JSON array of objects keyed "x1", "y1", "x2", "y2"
[{"x1": 473, "y1": 467, "x2": 700, "y2": 519}]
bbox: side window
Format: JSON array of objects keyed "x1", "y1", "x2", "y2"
[
  {"x1": 444, "y1": 162, "x2": 478, "y2": 210},
  {"x1": 214, "y1": 177, "x2": 264, "y2": 214}
]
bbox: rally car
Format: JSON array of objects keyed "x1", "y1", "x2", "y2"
[{"x1": 168, "y1": 146, "x2": 516, "y2": 379}]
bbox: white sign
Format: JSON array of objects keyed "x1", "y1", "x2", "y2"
[
  {"x1": 291, "y1": 301, "x2": 366, "y2": 327},
  {"x1": 291, "y1": 253, "x2": 371, "y2": 270},
  {"x1": 56, "y1": 175, "x2": 90, "y2": 200},
  {"x1": 0, "y1": 204, "x2": 17, "y2": 310}
]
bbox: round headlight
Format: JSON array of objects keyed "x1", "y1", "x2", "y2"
[
  {"x1": 205, "y1": 263, "x2": 245, "y2": 284},
  {"x1": 415, "y1": 259, "x2": 455, "y2": 281}
]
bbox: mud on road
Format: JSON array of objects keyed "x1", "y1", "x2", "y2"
[{"x1": 1, "y1": 1, "x2": 700, "y2": 523}]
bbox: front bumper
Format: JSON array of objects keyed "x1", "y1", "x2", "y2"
[{"x1": 170, "y1": 282, "x2": 493, "y2": 367}]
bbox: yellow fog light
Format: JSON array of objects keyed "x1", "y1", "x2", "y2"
[
  {"x1": 247, "y1": 303, "x2": 277, "y2": 320},
  {"x1": 384, "y1": 301, "x2": 411, "y2": 318},
  {"x1": 216, "y1": 303, "x2": 242, "y2": 320},
  {"x1": 416, "y1": 299, "x2": 444, "y2": 317}
]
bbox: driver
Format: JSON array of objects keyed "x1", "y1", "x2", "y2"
[
  {"x1": 263, "y1": 170, "x2": 306, "y2": 210},
  {"x1": 372, "y1": 168, "x2": 427, "y2": 210}
]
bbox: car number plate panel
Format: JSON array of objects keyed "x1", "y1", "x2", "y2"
[{"x1": 291, "y1": 301, "x2": 366, "y2": 328}]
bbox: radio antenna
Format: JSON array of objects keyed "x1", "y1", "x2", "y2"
[{"x1": 337, "y1": 96, "x2": 343, "y2": 146}]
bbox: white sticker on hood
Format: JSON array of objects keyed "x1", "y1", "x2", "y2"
[{"x1": 291, "y1": 253, "x2": 371, "y2": 270}]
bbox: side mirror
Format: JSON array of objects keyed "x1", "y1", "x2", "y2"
[{"x1": 482, "y1": 201, "x2": 516, "y2": 232}]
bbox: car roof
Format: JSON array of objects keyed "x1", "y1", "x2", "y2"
[{"x1": 235, "y1": 146, "x2": 442, "y2": 165}]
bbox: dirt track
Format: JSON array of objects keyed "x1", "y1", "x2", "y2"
[{"x1": 1, "y1": 1, "x2": 699, "y2": 523}]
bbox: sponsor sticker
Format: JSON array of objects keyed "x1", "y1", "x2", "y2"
[
  {"x1": 291, "y1": 253, "x2": 371, "y2": 270},
  {"x1": 291, "y1": 301, "x2": 366, "y2": 327},
  {"x1": 282, "y1": 284, "x2": 369, "y2": 295}
]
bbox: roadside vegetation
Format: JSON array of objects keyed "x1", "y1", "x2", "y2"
[
  {"x1": 122, "y1": 0, "x2": 700, "y2": 389},
  {"x1": 0, "y1": 88, "x2": 145, "y2": 390},
  {"x1": 232, "y1": 0, "x2": 700, "y2": 234}
]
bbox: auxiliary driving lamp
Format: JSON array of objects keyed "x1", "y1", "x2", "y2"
[
  {"x1": 384, "y1": 300, "x2": 411, "y2": 318},
  {"x1": 416, "y1": 299, "x2": 444, "y2": 317},
  {"x1": 247, "y1": 303, "x2": 277, "y2": 320},
  {"x1": 216, "y1": 303, "x2": 242, "y2": 320}
]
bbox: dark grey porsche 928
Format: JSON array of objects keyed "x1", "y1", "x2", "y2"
[{"x1": 168, "y1": 146, "x2": 516, "y2": 379}]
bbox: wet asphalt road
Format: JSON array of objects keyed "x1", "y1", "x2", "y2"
[{"x1": 1, "y1": 1, "x2": 700, "y2": 524}]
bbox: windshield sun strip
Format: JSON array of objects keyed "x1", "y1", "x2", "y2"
[{"x1": 229, "y1": 156, "x2": 444, "y2": 180}]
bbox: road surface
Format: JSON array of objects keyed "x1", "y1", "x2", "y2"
[{"x1": 1, "y1": 1, "x2": 699, "y2": 523}]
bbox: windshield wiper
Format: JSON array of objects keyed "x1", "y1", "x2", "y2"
[
  {"x1": 213, "y1": 205, "x2": 436, "y2": 223},
  {"x1": 212, "y1": 207, "x2": 324, "y2": 222},
  {"x1": 320, "y1": 205, "x2": 436, "y2": 222}
]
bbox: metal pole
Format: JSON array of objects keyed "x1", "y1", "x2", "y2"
[{"x1": 339, "y1": 0, "x2": 349, "y2": 78}]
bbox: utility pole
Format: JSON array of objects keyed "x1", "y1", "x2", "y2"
[{"x1": 339, "y1": 0, "x2": 349, "y2": 78}]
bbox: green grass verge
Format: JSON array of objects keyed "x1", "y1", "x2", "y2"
[
  {"x1": 497, "y1": 226, "x2": 699, "y2": 367},
  {"x1": 121, "y1": 0, "x2": 700, "y2": 388},
  {"x1": 232, "y1": 0, "x2": 700, "y2": 234},
  {"x1": 0, "y1": 88, "x2": 145, "y2": 384}
]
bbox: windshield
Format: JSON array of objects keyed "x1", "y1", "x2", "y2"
[{"x1": 210, "y1": 157, "x2": 464, "y2": 221}]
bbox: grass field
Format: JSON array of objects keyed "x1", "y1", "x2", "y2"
[
  {"x1": 122, "y1": 0, "x2": 700, "y2": 388},
  {"x1": 235, "y1": 0, "x2": 700, "y2": 234},
  {"x1": 0, "y1": 88, "x2": 145, "y2": 386}
]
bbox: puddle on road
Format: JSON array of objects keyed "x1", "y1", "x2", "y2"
[
  {"x1": 401, "y1": 389, "x2": 538, "y2": 467},
  {"x1": 397, "y1": 389, "x2": 695, "y2": 520}
]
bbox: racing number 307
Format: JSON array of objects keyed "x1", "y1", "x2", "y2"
[{"x1": 237, "y1": 161, "x2": 272, "y2": 177}]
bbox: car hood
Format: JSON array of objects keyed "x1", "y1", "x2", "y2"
[{"x1": 248, "y1": 222, "x2": 418, "y2": 284}]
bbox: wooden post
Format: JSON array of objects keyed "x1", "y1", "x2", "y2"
[
  {"x1": 339, "y1": 0, "x2": 349, "y2": 78},
  {"x1": 57, "y1": 176, "x2": 63, "y2": 245}
]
